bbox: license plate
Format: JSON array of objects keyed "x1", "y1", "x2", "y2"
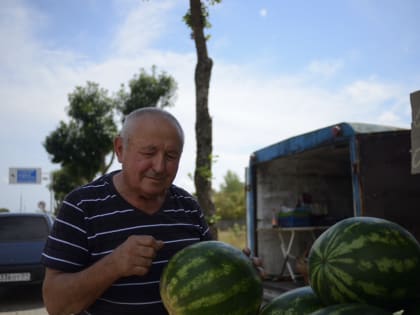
[{"x1": 0, "y1": 272, "x2": 31, "y2": 282}]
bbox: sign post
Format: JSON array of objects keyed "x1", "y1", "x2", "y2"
[{"x1": 9, "y1": 168, "x2": 42, "y2": 184}]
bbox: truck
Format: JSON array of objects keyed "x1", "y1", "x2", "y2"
[{"x1": 245, "y1": 122, "x2": 420, "y2": 299}]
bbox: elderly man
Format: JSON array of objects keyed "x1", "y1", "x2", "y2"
[{"x1": 42, "y1": 108, "x2": 212, "y2": 315}]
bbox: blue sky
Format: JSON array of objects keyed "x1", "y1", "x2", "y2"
[{"x1": 1, "y1": 0, "x2": 419, "y2": 212}]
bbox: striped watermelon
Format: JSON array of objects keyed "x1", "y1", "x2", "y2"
[
  {"x1": 309, "y1": 303, "x2": 392, "y2": 315},
  {"x1": 308, "y1": 216, "x2": 420, "y2": 310},
  {"x1": 259, "y1": 286, "x2": 325, "y2": 315},
  {"x1": 160, "y1": 241, "x2": 263, "y2": 315}
]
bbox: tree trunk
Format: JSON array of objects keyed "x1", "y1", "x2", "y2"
[{"x1": 189, "y1": 0, "x2": 217, "y2": 239}]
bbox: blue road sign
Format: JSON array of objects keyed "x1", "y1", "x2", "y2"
[
  {"x1": 9, "y1": 168, "x2": 42, "y2": 184},
  {"x1": 17, "y1": 169, "x2": 37, "y2": 183}
]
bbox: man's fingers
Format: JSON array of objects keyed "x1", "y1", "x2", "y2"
[
  {"x1": 135, "y1": 246, "x2": 158, "y2": 259},
  {"x1": 132, "y1": 242, "x2": 164, "y2": 260},
  {"x1": 133, "y1": 265, "x2": 151, "y2": 276},
  {"x1": 155, "y1": 240, "x2": 164, "y2": 250},
  {"x1": 136, "y1": 256, "x2": 153, "y2": 268},
  {"x1": 257, "y1": 266, "x2": 266, "y2": 278},
  {"x1": 242, "y1": 247, "x2": 251, "y2": 256},
  {"x1": 133, "y1": 235, "x2": 164, "y2": 251},
  {"x1": 252, "y1": 256, "x2": 262, "y2": 267},
  {"x1": 241, "y1": 247, "x2": 266, "y2": 279}
]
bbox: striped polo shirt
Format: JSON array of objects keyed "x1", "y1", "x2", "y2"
[{"x1": 42, "y1": 171, "x2": 212, "y2": 315}]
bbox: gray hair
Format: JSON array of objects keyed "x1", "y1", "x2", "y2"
[{"x1": 120, "y1": 107, "x2": 185, "y2": 148}]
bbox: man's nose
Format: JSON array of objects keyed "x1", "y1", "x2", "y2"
[{"x1": 152, "y1": 153, "x2": 166, "y2": 172}]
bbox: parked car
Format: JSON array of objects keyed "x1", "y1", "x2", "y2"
[{"x1": 0, "y1": 212, "x2": 54, "y2": 286}]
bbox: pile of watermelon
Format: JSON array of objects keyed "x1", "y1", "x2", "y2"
[
  {"x1": 260, "y1": 216, "x2": 420, "y2": 315},
  {"x1": 159, "y1": 217, "x2": 420, "y2": 315}
]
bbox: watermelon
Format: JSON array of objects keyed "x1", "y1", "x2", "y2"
[
  {"x1": 308, "y1": 216, "x2": 420, "y2": 310},
  {"x1": 259, "y1": 286, "x2": 325, "y2": 315},
  {"x1": 160, "y1": 241, "x2": 263, "y2": 315},
  {"x1": 308, "y1": 303, "x2": 392, "y2": 315}
]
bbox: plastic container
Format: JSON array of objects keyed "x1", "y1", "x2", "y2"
[{"x1": 278, "y1": 207, "x2": 311, "y2": 227}]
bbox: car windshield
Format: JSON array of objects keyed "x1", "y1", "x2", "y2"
[{"x1": 0, "y1": 216, "x2": 49, "y2": 242}]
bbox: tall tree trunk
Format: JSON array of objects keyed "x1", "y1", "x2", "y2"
[{"x1": 189, "y1": 0, "x2": 217, "y2": 239}]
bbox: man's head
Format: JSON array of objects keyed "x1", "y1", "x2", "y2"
[
  {"x1": 120, "y1": 108, "x2": 184, "y2": 148},
  {"x1": 114, "y1": 107, "x2": 184, "y2": 200}
]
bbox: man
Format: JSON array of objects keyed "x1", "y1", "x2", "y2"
[{"x1": 42, "y1": 108, "x2": 213, "y2": 314}]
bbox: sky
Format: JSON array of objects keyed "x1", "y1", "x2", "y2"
[{"x1": 1, "y1": 0, "x2": 419, "y2": 212}]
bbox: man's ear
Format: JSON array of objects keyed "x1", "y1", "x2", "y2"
[{"x1": 114, "y1": 136, "x2": 124, "y2": 163}]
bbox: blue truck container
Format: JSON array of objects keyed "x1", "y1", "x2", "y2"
[{"x1": 245, "y1": 122, "x2": 420, "y2": 285}]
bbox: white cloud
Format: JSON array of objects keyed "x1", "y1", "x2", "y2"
[
  {"x1": 343, "y1": 78, "x2": 397, "y2": 104},
  {"x1": 111, "y1": 0, "x2": 177, "y2": 57},
  {"x1": 377, "y1": 111, "x2": 402, "y2": 126},
  {"x1": 307, "y1": 59, "x2": 343, "y2": 78}
]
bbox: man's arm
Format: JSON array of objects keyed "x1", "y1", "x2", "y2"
[
  {"x1": 42, "y1": 235, "x2": 164, "y2": 315},
  {"x1": 43, "y1": 255, "x2": 118, "y2": 315}
]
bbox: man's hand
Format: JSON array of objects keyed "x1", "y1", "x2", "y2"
[
  {"x1": 110, "y1": 235, "x2": 164, "y2": 277},
  {"x1": 42, "y1": 235, "x2": 164, "y2": 315},
  {"x1": 242, "y1": 247, "x2": 266, "y2": 278}
]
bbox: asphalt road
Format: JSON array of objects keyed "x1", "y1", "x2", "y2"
[{"x1": 0, "y1": 285, "x2": 47, "y2": 315}]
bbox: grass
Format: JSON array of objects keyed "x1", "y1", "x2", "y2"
[{"x1": 217, "y1": 224, "x2": 247, "y2": 250}]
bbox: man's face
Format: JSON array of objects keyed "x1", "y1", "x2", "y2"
[{"x1": 115, "y1": 115, "x2": 183, "y2": 199}]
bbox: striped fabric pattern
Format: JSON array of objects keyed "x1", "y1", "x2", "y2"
[{"x1": 42, "y1": 171, "x2": 211, "y2": 315}]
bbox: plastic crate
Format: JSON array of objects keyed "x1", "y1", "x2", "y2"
[
  {"x1": 278, "y1": 209, "x2": 311, "y2": 227},
  {"x1": 278, "y1": 216, "x2": 310, "y2": 227}
]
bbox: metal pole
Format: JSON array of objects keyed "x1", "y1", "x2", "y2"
[
  {"x1": 49, "y1": 172, "x2": 54, "y2": 214},
  {"x1": 19, "y1": 191, "x2": 23, "y2": 212}
]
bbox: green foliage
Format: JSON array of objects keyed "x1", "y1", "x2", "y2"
[
  {"x1": 44, "y1": 82, "x2": 117, "y2": 182},
  {"x1": 218, "y1": 225, "x2": 246, "y2": 250},
  {"x1": 49, "y1": 167, "x2": 86, "y2": 211},
  {"x1": 206, "y1": 213, "x2": 221, "y2": 225},
  {"x1": 0, "y1": 208, "x2": 10, "y2": 213},
  {"x1": 188, "y1": 154, "x2": 218, "y2": 183},
  {"x1": 183, "y1": 0, "x2": 222, "y2": 40},
  {"x1": 117, "y1": 66, "x2": 177, "y2": 118},
  {"x1": 213, "y1": 170, "x2": 246, "y2": 220},
  {"x1": 44, "y1": 82, "x2": 117, "y2": 211}
]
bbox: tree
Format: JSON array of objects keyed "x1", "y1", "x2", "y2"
[
  {"x1": 184, "y1": 0, "x2": 221, "y2": 237},
  {"x1": 44, "y1": 82, "x2": 117, "y2": 210},
  {"x1": 49, "y1": 166, "x2": 85, "y2": 211},
  {"x1": 117, "y1": 66, "x2": 177, "y2": 117},
  {"x1": 213, "y1": 171, "x2": 246, "y2": 221}
]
